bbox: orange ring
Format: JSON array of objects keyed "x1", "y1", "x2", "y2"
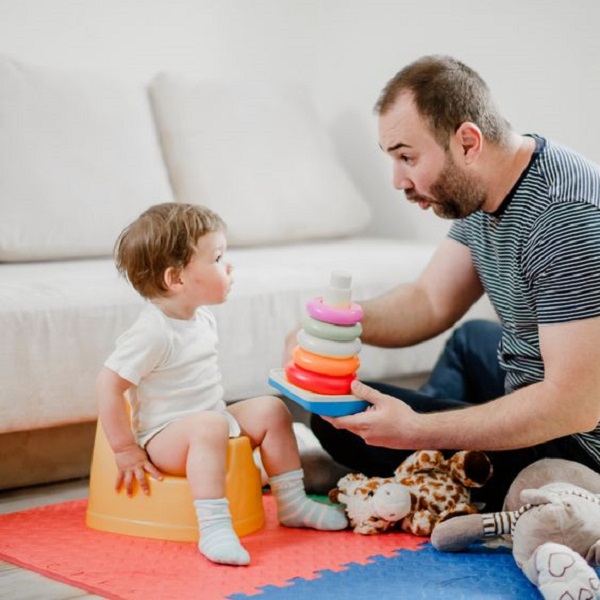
[
  {"x1": 285, "y1": 361, "x2": 355, "y2": 395},
  {"x1": 293, "y1": 346, "x2": 359, "y2": 376}
]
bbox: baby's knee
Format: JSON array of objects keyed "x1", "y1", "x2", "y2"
[{"x1": 260, "y1": 395, "x2": 293, "y2": 426}]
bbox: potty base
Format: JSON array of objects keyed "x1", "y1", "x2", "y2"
[{"x1": 86, "y1": 422, "x2": 265, "y2": 541}]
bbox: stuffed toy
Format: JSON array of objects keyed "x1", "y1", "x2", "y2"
[
  {"x1": 431, "y1": 458, "x2": 600, "y2": 600},
  {"x1": 328, "y1": 474, "x2": 411, "y2": 535},
  {"x1": 329, "y1": 449, "x2": 493, "y2": 536}
]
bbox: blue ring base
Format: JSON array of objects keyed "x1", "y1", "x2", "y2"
[{"x1": 268, "y1": 368, "x2": 369, "y2": 417}]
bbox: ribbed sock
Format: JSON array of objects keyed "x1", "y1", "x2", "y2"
[
  {"x1": 194, "y1": 498, "x2": 250, "y2": 566},
  {"x1": 269, "y1": 468, "x2": 348, "y2": 530}
]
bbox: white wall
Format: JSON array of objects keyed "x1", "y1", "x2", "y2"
[
  {"x1": 314, "y1": 0, "x2": 600, "y2": 241},
  {"x1": 1, "y1": 0, "x2": 599, "y2": 243}
]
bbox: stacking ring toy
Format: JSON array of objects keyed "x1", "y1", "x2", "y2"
[
  {"x1": 296, "y1": 329, "x2": 361, "y2": 358},
  {"x1": 301, "y1": 315, "x2": 362, "y2": 342},
  {"x1": 306, "y1": 297, "x2": 364, "y2": 326},
  {"x1": 285, "y1": 361, "x2": 355, "y2": 395},
  {"x1": 292, "y1": 346, "x2": 359, "y2": 376}
]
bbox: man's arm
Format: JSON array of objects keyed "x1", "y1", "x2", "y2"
[
  {"x1": 327, "y1": 315, "x2": 600, "y2": 450},
  {"x1": 359, "y1": 237, "x2": 484, "y2": 348}
]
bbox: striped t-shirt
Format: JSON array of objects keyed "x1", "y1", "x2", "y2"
[{"x1": 448, "y1": 135, "x2": 600, "y2": 461}]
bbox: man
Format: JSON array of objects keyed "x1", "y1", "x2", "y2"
[{"x1": 307, "y1": 55, "x2": 600, "y2": 509}]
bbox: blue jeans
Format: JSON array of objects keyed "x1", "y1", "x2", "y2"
[{"x1": 311, "y1": 319, "x2": 598, "y2": 510}]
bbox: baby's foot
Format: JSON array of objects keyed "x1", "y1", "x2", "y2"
[
  {"x1": 195, "y1": 498, "x2": 250, "y2": 566},
  {"x1": 199, "y1": 523, "x2": 250, "y2": 566},
  {"x1": 279, "y1": 495, "x2": 348, "y2": 530},
  {"x1": 270, "y1": 469, "x2": 348, "y2": 530},
  {"x1": 532, "y1": 542, "x2": 600, "y2": 600}
]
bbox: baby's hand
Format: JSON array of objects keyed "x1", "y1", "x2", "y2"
[{"x1": 114, "y1": 444, "x2": 163, "y2": 496}]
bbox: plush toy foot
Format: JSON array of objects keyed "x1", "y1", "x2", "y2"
[{"x1": 529, "y1": 542, "x2": 600, "y2": 600}]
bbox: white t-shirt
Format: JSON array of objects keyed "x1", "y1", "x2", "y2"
[{"x1": 104, "y1": 303, "x2": 240, "y2": 446}]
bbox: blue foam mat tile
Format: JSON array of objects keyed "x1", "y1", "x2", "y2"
[{"x1": 228, "y1": 544, "x2": 545, "y2": 599}]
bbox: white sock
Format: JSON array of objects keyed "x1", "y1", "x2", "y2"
[
  {"x1": 269, "y1": 468, "x2": 347, "y2": 531},
  {"x1": 194, "y1": 498, "x2": 250, "y2": 566}
]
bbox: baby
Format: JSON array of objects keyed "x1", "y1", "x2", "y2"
[{"x1": 97, "y1": 203, "x2": 347, "y2": 566}]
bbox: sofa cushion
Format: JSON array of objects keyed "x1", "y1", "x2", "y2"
[
  {"x1": 149, "y1": 74, "x2": 371, "y2": 246},
  {"x1": 0, "y1": 56, "x2": 173, "y2": 261},
  {"x1": 0, "y1": 239, "x2": 439, "y2": 433}
]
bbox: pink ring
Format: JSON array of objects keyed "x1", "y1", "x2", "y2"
[{"x1": 306, "y1": 297, "x2": 364, "y2": 326}]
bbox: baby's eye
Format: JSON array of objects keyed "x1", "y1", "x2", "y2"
[{"x1": 216, "y1": 254, "x2": 222, "y2": 263}]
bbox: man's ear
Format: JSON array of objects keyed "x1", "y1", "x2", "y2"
[
  {"x1": 163, "y1": 266, "x2": 183, "y2": 291},
  {"x1": 454, "y1": 122, "x2": 483, "y2": 165}
]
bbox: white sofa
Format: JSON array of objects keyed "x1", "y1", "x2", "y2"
[{"x1": 0, "y1": 56, "x2": 493, "y2": 489}]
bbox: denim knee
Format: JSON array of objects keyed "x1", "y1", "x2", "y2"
[{"x1": 451, "y1": 319, "x2": 501, "y2": 349}]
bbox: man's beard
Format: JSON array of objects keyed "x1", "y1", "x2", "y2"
[{"x1": 418, "y1": 155, "x2": 487, "y2": 220}]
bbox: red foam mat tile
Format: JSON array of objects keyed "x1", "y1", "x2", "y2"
[{"x1": 0, "y1": 494, "x2": 423, "y2": 600}]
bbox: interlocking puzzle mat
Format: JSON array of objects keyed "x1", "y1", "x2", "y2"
[{"x1": 3, "y1": 491, "x2": 586, "y2": 599}]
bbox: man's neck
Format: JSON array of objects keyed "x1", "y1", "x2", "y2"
[{"x1": 482, "y1": 133, "x2": 536, "y2": 213}]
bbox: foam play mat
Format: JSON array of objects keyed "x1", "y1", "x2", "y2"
[{"x1": 0, "y1": 493, "x2": 563, "y2": 599}]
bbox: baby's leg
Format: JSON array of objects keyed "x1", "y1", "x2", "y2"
[
  {"x1": 229, "y1": 397, "x2": 347, "y2": 531},
  {"x1": 146, "y1": 412, "x2": 249, "y2": 566}
]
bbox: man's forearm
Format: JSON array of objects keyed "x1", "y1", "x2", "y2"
[{"x1": 358, "y1": 283, "x2": 447, "y2": 348}]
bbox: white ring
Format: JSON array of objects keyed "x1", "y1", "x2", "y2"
[{"x1": 296, "y1": 329, "x2": 361, "y2": 358}]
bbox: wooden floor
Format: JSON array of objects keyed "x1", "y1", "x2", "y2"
[{"x1": 0, "y1": 478, "x2": 104, "y2": 600}]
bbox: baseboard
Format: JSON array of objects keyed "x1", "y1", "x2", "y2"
[{"x1": 0, "y1": 421, "x2": 97, "y2": 490}]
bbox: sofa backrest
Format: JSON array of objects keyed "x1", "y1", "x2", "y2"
[{"x1": 0, "y1": 55, "x2": 371, "y2": 263}]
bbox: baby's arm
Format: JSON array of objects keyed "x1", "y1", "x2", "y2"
[{"x1": 96, "y1": 366, "x2": 163, "y2": 495}]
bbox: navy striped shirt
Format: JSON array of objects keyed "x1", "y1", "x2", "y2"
[{"x1": 448, "y1": 135, "x2": 600, "y2": 461}]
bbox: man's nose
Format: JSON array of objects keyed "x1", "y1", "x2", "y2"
[{"x1": 393, "y1": 164, "x2": 411, "y2": 191}]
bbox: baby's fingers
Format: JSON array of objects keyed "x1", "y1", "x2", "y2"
[{"x1": 145, "y1": 462, "x2": 164, "y2": 483}]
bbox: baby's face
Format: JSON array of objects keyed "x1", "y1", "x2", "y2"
[{"x1": 179, "y1": 230, "x2": 233, "y2": 306}]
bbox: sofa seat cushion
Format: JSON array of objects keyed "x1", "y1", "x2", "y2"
[{"x1": 0, "y1": 238, "x2": 494, "y2": 434}]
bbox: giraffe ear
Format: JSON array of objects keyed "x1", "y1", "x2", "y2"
[{"x1": 430, "y1": 513, "x2": 487, "y2": 552}]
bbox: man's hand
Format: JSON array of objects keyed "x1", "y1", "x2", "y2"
[
  {"x1": 323, "y1": 379, "x2": 418, "y2": 449},
  {"x1": 114, "y1": 444, "x2": 163, "y2": 496}
]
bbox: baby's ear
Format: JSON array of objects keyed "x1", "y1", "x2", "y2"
[{"x1": 164, "y1": 266, "x2": 183, "y2": 290}]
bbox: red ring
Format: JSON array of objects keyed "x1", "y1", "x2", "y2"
[{"x1": 285, "y1": 361, "x2": 355, "y2": 395}]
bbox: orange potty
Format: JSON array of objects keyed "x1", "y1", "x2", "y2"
[{"x1": 86, "y1": 420, "x2": 265, "y2": 541}]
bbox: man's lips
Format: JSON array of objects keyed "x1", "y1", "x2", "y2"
[{"x1": 406, "y1": 193, "x2": 432, "y2": 210}]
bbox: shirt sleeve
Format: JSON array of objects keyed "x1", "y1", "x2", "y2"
[
  {"x1": 447, "y1": 219, "x2": 469, "y2": 246},
  {"x1": 104, "y1": 314, "x2": 171, "y2": 385},
  {"x1": 523, "y1": 201, "x2": 600, "y2": 324}
]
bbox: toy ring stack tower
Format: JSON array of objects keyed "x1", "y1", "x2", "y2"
[{"x1": 269, "y1": 270, "x2": 369, "y2": 416}]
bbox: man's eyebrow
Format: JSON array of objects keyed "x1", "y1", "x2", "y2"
[{"x1": 381, "y1": 142, "x2": 410, "y2": 153}]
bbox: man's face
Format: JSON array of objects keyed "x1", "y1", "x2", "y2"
[{"x1": 378, "y1": 93, "x2": 487, "y2": 219}]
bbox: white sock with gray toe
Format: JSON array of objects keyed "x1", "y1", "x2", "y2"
[
  {"x1": 194, "y1": 498, "x2": 250, "y2": 566},
  {"x1": 269, "y1": 468, "x2": 348, "y2": 530}
]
